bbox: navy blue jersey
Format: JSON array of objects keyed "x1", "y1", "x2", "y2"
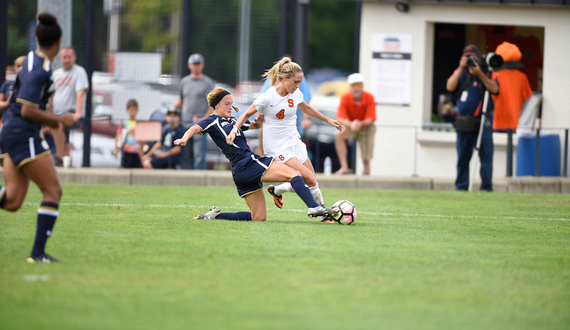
[
  {"x1": 0, "y1": 80, "x2": 14, "y2": 98},
  {"x1": 0, "y1": 51, "x2": 55, "y2": 138},
  {"x1": 160, "y1": 125, "x2": 185, "y2": 166},
  {"x1": 196, "y1": 114, "x2": 255, "y2": 171},
  {"x1": 455, "y1": 68, "x2": 499, "y2": 117}
]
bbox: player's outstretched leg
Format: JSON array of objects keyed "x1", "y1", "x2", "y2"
[
  {"x1": 26, "y1": 201, "x2": 61, "y2": 264},
  {"x1": 20, "y1": 155, "x2": 63, "y2": 263},
  {"x1": 195, "y1": 206, "x2": 252, "y2": 221},
  {"x1": 288, "y1": 176, "x2": 336, "y2": 218}
]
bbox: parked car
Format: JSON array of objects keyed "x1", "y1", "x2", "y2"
[{"x1": 70, "y1": 131, "x2": 121, "y2": 168}]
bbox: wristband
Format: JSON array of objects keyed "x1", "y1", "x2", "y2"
[{"x1": 231, "y1": 127, "x2": 238, "y2": 134}]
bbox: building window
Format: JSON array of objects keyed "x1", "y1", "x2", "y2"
[{"x1": 431, "y1": 23, "x2": 544, "y2": 123}]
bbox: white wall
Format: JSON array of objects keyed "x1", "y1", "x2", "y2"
[{"x1": 360, "y1": 2, "x2": 570, "y2": 178}]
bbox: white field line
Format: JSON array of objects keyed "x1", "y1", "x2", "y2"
[{"x1": 56, "y1": 202, "x2": 570, "y2": 222}]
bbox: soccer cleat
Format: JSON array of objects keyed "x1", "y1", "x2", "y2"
[
  {"x1": 267, "y1": 185, "x2": 283, "y2": 209},
  {"x1": 320, "y1": 213, "x2": 337, "y2": 224},
  {"x1": 26, "y1": 253, "x2": 61, "y2": 264},
  {"x1": 194, "y1": 206, "x2": 221, "y2": 220},
  {"x1": 307, "y1": 205, "x2": 339, "y2": 218}
]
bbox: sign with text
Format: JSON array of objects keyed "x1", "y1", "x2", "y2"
[{"x1": 370, "y1": 33, "x2": 413, "y2": 106}]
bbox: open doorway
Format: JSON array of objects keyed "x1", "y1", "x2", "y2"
[{"x1": 431, "y1": 23, "x2": 544, "y2": 122}]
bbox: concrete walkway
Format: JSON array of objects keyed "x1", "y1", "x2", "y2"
[{"x1": 2, "y1": 167, "x2": 568, "y2": 194}]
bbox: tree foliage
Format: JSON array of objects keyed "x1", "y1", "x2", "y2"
[{"x1": 308, "y1": 0, "x2": 356, "y2": 73}]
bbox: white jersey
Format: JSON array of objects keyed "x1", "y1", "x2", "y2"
[
  {"x1": 252, "y1": 86, "x2": 304, "y2": 155},
  {"x1": 52, "y1": 64, "x2": 89, "y2": 115}
]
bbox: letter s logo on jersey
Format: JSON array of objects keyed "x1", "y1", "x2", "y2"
[{"x1": 288, "y1": 99, "x2": 294, "y2": 108}]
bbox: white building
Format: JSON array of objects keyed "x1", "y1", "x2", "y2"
[{"x1": 357, "y1": 1, "x2": 570, "y2": 179}]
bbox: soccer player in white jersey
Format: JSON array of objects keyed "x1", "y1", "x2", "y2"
[{"x1": 227, "y1": 57, "x2": 343, "y2": 223}]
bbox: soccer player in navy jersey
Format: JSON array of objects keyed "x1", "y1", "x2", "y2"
[
  {"x1": 0, "y1": 13, "x2": 74, "y2": 263},
  {"x1": 174, "y1": 87, "x2": 337, "y2": 222}
]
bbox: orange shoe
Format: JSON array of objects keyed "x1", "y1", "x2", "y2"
[{"x1": 267, "y1": 185, "x2": 283, "y2": 209}]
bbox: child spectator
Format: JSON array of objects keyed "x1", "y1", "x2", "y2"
[
  {"x1": 141, "y1": 109, "x2": 184, "y2": 169},
  {"x1": 113, "y1": 99, "x2": 142, "y2": 168},
  {"x1": 1, "y1": 56, "x2": 26, "y2": 117}
]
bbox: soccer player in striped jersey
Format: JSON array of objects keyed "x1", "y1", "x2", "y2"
[
  {"x1": 227, "y1": 57, "x2": 343, "y2": 223},
  {"x1": 174, "y1": 87, "x2": 337, "y2": 221},
  {"x1": 0, "y1": 13, "x2": 74, "y2": 263}
]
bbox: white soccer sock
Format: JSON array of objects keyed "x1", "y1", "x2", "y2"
[
  {"x1": 275, "y1": 182, "x2": 295, "y2": 196},
  {"x1": 309, "y1": 184, "x2": 324, "y2": 206}
]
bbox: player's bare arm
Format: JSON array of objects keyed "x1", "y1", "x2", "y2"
[
  {"x1": 174, "y1": 125, "x2": 203, "y2": 146},
  {"x1": 298, "y1": 102, "x2": 343, "y2": 131},
  {"x1": 226, "y1": 104, "x2": 258, "y2": 144},
  {"x1": 21, "y1": 104, "x2": 74, "y2": 128}
]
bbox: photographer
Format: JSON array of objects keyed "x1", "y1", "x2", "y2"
[{"x1": 446, "y1": 45, "x2": 499, "y2": 191}]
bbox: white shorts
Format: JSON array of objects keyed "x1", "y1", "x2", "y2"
[{"x1": 267, "y1": 140, "x2": 308, "y2": 164}]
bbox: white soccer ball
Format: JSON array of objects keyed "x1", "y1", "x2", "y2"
[{"x1": 331, "y1": 200, "x2": 356, "y2": 225}]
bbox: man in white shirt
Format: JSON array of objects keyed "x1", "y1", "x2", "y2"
[{"x1": 49, "y1": 46, "x2": 89, "y2": 164}]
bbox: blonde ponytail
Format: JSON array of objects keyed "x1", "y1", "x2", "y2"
[{"x1": 262, "y1": 57, "x2": 303, "y2": 86}]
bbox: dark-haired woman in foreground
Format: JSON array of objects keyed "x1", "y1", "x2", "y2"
[
  {"x1": 174, "y1": 87, "x2": 337, "y2": 221},
  {"x1": 0, "y1": 13, "x2": 74, "y2": 263}
]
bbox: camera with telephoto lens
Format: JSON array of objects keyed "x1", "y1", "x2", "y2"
[
  {"x1": 466, "y1": 53, "x2": 504, "y2": 70},
  {"x1": 466, "y1": 55, "x2": 479, "y2": 68}
]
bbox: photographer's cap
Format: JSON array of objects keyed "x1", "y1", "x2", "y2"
[
  {"x1": 188, "y1": 53, "x2": 204, "y2": 64},
  {"x1": 347, "y1": 73, "x2": 364, "y2": 85},
  {"x1": 462, "y1": 44, "x2": 480, "y2": 57}
]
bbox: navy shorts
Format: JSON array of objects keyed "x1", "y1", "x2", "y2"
[
  {"x1": 150, "y1": 156, "x2": 176, "y2": 169},
  {"x1": 0, "y1": 133, "x2": 51, "y2": 169},
  {"x1": 232, "y1": 155, "x2": 273, "y2": 197}
]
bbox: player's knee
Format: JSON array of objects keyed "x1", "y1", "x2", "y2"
[
  {"x1": 303, "y1": 173, "x2": 317, "y2": 187},
  {"x1": 45, "y1": 183, "x2": 63, "y2": 202},
  {"x1": 3, "y1": 201, "x2": 22, "y2": 212},
  {"x1": 286, "y1": 169, "x2": 302, "y2": 181},
  {"x1": 251, "y1": 210, "x2": 267, "y2": 221},
  {"x1": 252, "y1": 215, "x2": 266, "y2": 222}
]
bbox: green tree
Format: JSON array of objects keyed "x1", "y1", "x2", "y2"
[
  {"x1": 121, "y1": 0, "x2": 181, "y2": 73},
  {"x1": 308, "y1": 0, "x2": 356, "y2": 73},
  {"x1": 6, "y1": 0, "x2": 36, "y2": 66}
]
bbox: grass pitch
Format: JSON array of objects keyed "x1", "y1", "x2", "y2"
[{"x1": 0, "y1": 183, "x2": 569, "y2": 330}]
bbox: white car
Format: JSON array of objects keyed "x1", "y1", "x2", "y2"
[{"x1": 70, "y1": 131, "x2": 121, "y2": 168}]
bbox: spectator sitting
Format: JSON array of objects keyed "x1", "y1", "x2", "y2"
[
  {"x1": 113, "y1": 99, "x2": 142, "y2": 168},
  {"x1": 1, "y1": 56, "x2": 26, "y2": 114},
  {"x1": 141, "y1": 109, "x2": 184, "y2": 169},
  {"x1": 334, "y1": 73, "x2": 377, "y2": 175}
]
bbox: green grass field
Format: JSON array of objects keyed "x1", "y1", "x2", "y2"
[{"x1": 1, "y1": 183, "x2": 569, "y2": 330}]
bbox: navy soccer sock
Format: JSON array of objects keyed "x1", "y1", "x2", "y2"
[
  {"x1": 0, "y1": 186, "x2": 6, "y2": 209},
  {"x1": 290, "y1": 176, "x2": 319, "y2": 208},
  {"x1": 31, "y1": 202, "x2": 59, "y2": 257},
  {"x1": 216, "y1": 212, "x2": 252, "y2": 221}
]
